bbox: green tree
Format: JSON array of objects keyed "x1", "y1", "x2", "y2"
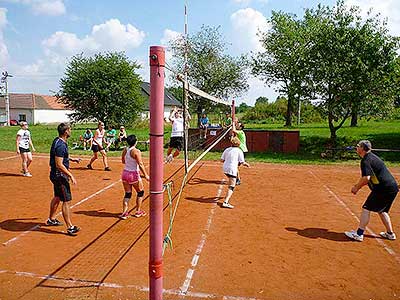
[
  {"x1": 252, "y1": 11, "x2": 312, "y2": 127},
  {"x1": 169, "y1": 25, "x2": 249, "y2": 123},
  {"x1": 305, "y1": 1, "x2": 399, "y2": 143},
  {"x1": 236, "y1": 102, "x2": 251, "y2": 113},
  {"x1": 58, "y1": 52, "x2": 144, "y2": 125},
  {"x1": 255, "y1": 96, "x2": 269, "y2": 105}
]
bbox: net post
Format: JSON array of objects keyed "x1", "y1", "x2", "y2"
[
  {"x1": 183, "y1": 81, "x2": 189, "y2": 175},
  {"x1": 231, "y1": 99, "x2": 235, "y2": 121},
  {"x1": 149, "y1": 46, "x2": 165, "y2": 300}
]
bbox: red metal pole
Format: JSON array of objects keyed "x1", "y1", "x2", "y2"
[{"x1": 149, "y1": 46, "x2": 165, "y2": 300}]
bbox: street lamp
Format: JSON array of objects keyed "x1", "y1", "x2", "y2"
[{"x1": 1, "y1": 71, "x2": 13, "y2": 126}]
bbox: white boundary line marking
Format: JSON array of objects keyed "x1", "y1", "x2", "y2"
[
  {"x1": 309, "y1": 170, "x2": 400, "y2": 265},
  {"x1": 0, "y1": 155, "x2": 18, "y2": 161},
  {"x1": 2, "y1": 179, "x2": 121, "y2": 246},
  {"x1": 179, "y1": 180, "x2": 224, "y2": 297},
  {"x1": 0, "y1": 269, "x2": 258, "y2": 300}
]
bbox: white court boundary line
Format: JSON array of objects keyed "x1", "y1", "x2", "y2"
[
  {"x1": 309, "y1": 170, "x2": 400, "y2": 265},
  {"x1": 2, "y1": 179, "x2": 121, "y2": 246},
  {"x1": 179, "y1": 180, "x2": 224, "y2": 296},
  {"x1": 177, "y1": 179, "x2": 258, "y2": 300},
  {"x1": 0, "y1": 155, "x2": 18, "y2": 161},
  {"x1": 0, "y1": 269, "x2": 258, "y2": 300}
]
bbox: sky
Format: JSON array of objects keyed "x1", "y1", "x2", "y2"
[{"x1": 0, "y1": 0, "x2": 399, "y2": 106}]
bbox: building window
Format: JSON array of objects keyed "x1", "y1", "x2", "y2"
[{"x1": 19, "y1": 114, "x2": 26, "y2": 122}]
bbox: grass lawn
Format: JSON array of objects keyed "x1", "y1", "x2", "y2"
[{"x1": 1, "y1": 119, "x2": 399, "y2": 165}]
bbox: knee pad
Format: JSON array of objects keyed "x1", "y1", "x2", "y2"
[
  {"x1": 137, "y1": 190, "x2": 145, "y2": 197},
  {"x1": 124, "y1": 192, "x2": 132, "y2": 199},
  {"x1": 229, "y1": 185, "x2": 235, "y2": 191}
]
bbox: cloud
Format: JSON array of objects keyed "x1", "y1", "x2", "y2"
[
  {"x1": 160, "y1": 28, "x2": 182, "y2": 47},
  {"x1": 237, "y1": 76, "x2": 279, "y2": 105},
  {"x1": 0, "y1": 8, "x2": 9, "y2": 63},
  {"x1": 42, "y1": 18, "x2": 145, "y2": 57},
  {"x1": 9, "y1": 18, "x2": 146, "y2": 94},
  {"x1": 344, "y1": 0, "x2": 400, "y2": 36},
  {"x1": 6, "y1": 0, "x2": 66, "y2": 16},
  {"x1": 230, "y1": 8, "x2": 269, "y2": 53}
]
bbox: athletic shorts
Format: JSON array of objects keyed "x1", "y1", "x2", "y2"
[
  {"x1": 91, "y1": 144, "x2": 102, "y2": 153},
  {"x1": 225, "y1": 173, "x2": 237, "y2": 179},
  {"x1": 362, "y1": 190, "x2": 398, "y2": 213},
  {"x1": 19, "y1": 147, "x2": 30, "y2": 153},
  {"x1": 50, "y1": 176, "x2": 72, "y2": 202},
  {"x1": 169, "y1": 136, "x2": 183, "y2": 151},
  {"x1": 121, "y1": 169, "x2": 141, "y2": 184}
]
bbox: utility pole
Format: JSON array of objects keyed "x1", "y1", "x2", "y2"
[{"x1": 1, "y1": 71, "x2": 13, "y2": 126}]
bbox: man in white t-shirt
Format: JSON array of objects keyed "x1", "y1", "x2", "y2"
[
  {"x1": 220, "y1": 136, "x2": 250, "y2": 209},
  {"x1": 165, "y1": 106, "x2": 191, "y2": 163},
  {"x1": 16, "y1": 121, "x2": 36, "y2": 177}
]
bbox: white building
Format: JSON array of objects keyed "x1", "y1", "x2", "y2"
[
  {"x1": 0, "y1": 93, "x2": 72, "y2": 125},
  {"x1": 0, "y1": 83, "x2": 182, "y2": 125}
]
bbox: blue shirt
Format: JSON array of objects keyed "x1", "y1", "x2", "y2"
[
  {"x1": 50, "y1": 137, "x2": 69, "y2": 179},
  {"x1": 200, "y1": 117, "x2": 209, "y2": 125}
]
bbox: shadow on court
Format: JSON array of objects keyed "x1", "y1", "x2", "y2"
[
  {"x1": 74, "y1": 209, "x2": 120, "y2": 218},
  {"x1": 0, "y1": 172, "x2": 22, "y2": 177},
  {"x1": 286, "y1": 227, "x2": 355, "y2": 242},
  {"x1": 188, "y1": 177, "x2": 224, "y2": 185},
  {"x1": 185, "y1": 196, "x2": 222, "y2": 203},
  {"x1": 0, "y1": 218, "x2": 63, "y2": 235}
]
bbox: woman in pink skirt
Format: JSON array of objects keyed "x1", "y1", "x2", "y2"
[{"x1": 120, "y1": 134, "x2": 150, "y2": 219}]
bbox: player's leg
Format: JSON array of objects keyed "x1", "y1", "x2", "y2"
[
  {"x1": 26, "y1": 151, "x2": 33, "y2": 169},
  {"x1": 100, "y1": 149, "x2": 111, "y2": 170},
  {"x1": 120, "y1": 180, "x2": 132, "y2": 219},
  {"x1": 133, "y1": 179, "x2": 146, "y2": 217},
  {"x1": 88, "y1": 148, "x2": 98, "y2": 168},
  {"x1": 20, "y1": 152, "x2": 28, "y2": 173},
  {"x1": 222, "y1": 175, "x2": 236, "y2": 209}
]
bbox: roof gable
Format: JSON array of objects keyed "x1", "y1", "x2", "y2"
[{"x1": 141, "y1": 82, "x2": 182, "y2": 107}]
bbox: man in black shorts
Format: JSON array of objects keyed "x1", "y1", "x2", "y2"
[
  {"x1": 46, "y1": 123, "x2": 81, "y2": 236},
  {"x1": 165, "y1": 106, "x2": 190, "y2": 163},
  {"x1": 345, "y1": 140, "x2": 399, "y2": 242}
]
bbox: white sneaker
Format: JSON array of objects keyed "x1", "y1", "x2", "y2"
[
  {"x1": 222, "y1": 202, "x2": 234, "y2": 209},
  {"x1": 345, "y1": 230, "x2": 363, "y2": 242},
  {"x1": 23, "y1": 172, "x2": 32, "y2": 177},
  {"x1": 380, "y1": 231, "x2": 396, "y2": 240},
  {"x1": 165, "y1": 154, "x2": 173, "y2": 164}
]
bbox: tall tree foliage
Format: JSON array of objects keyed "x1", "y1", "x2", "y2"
[
  {"x1": 169, "y1": 25, "x2": 249, "y2": 122},
  {"x1": 252, "y1": 11, "x2": 312, "y2": 127},
  {"x1": 58, "y1": 52, "x2": 144, "y2": 125},
  {"x1": 305, "y1": 1, "x2": 399, "y2": 142},
  {"x1": 253, "y1": 0, "x2": 399, "y2": 144}
]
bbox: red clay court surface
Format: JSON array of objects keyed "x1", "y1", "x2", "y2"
[{"x1": 0, "y1": 150, "x2": 399, "y2": 300}]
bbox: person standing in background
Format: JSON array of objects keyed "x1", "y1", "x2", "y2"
[{"x1": 16, "y1": 121, "x2": 35, "y2": 177}]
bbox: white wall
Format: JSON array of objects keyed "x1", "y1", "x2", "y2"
[{"x1": 33, "y1": 109, "x2": 73, "y2": 124}]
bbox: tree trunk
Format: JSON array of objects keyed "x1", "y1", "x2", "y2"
[
  {"x1": 350, "y1": 111, "x2": 358, "y2": 127},
  {"x1": 328, "y1": 113, "x2": 337, "y2": 149},
  {"x1": 285, "y1": 95, "x2": 293, "y2": 127}
]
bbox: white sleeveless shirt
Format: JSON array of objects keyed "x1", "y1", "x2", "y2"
[
  {"x1": 124, "y1": 146, "x2": 139, "y2": 171},
  {"x1": 171, "y1": 117, "x2": 184, "y2": 137},
  {"x1": 95, "y1": 129, "x2": 104, "y2": 146}
]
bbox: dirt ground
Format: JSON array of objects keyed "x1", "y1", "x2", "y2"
[{"x1": 0, "y1": 151, "x2": 399, "y2": 300}]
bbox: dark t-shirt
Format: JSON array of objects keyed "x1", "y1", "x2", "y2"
[
  {"x1": 50, "y1": 137, "x2": 69, "y2": 180},
  {"x1": 361, "y1": 152, "x2": 398, "y2": 193}
]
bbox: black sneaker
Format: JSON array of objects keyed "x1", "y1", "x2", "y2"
[
  {"x1": 87, "y1": 164, "x2": 93, "y2": 170},
  {"x1": 67, "y1": 225, "x2": 80, "y2": 236},
  {"x1": 104, "y1": 167, "x2": 112, "y2": 171},
  {"x1": 46, "y1": 218, "x2": 62, "y2": 226}
]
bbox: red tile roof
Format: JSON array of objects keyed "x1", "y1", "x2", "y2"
[{"x1": 0, "y1": 93, "x2": 70, "y2": 110}]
